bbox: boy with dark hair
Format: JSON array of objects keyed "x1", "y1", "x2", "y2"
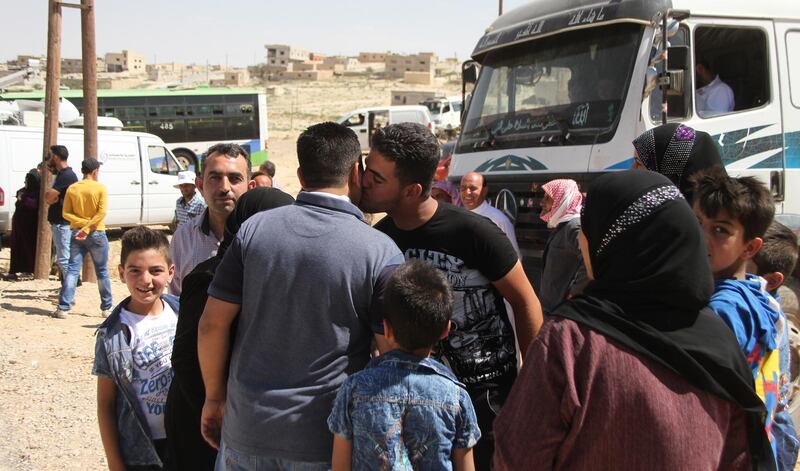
[
  {"x1": 747, "y1": 221, "x2": 800, "y2": 470},
  {"x1": 328, "y1": 260, "x2": 480, "y2": 470},
  {"x1": 94, "y1": 226, "x2": 178, "y2": 470},
  {"x1": 692, "y1": 171, "x2": 783, "y2": 463}
]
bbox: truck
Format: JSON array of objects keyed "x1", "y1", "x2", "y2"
[
  {"x1": 449, "y1": 0, "x2": 800, "y2": 262},
  {"x1": 337, "y1": 105, "x2": 436, "y2": 152},
  {"x1": 421, "y1": 95, "x2": 463, "y2": 137},
  {"x1": 0, "y1": 107, "x2": 182, "y2": 234}
]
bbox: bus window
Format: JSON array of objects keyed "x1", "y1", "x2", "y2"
[
  {"x1": 188, "y1": 118, "x2": 225, "y2": 142},
  {"x1": 148, "y1": 146, "x2": 180, "y2": 175},
  {"x1": 226, "y1": 116, "x2": 256, "y2": 140},
  {"x1": 694, "y1": 26, "x2": 769, "y2": 118}
]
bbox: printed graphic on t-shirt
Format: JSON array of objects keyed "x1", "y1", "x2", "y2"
[
  {"x1": 120, "y1": 305, "x2": 177, "y2": 439},
  {"x1": 405, "y1": 248, "x2": 516, "y2": 384}
]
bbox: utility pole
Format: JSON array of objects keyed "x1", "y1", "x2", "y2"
[
  {"x1": 34, "y1": 0, "x2": 62, "y2": 280},
  {"x1": 499, "y1": 0, "x2": 503, "y2": 16},
  {"x1": 80, "y1": 0, "x2": 98, "y2": 282}
]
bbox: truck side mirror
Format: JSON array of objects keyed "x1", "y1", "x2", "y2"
[
  {"x1": 463, "y1": 62, "x2": 478, "y2": 85},
  {"x1": 667, "y1": 45, "x2": 690, "y2": 71}
]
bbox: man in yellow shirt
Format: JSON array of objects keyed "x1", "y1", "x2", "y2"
[{"x1": 54, "y1": 159, "x2": 113, "y2": 319}]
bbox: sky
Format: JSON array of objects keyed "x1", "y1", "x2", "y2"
[{"x1": 2, "y1": 0, "x2": 530, "y2": 67}]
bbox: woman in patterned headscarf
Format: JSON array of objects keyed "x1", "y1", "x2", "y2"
[
  {"x1": 495, "y1": 171, "x2": 774, "y2": 470},
  {"x1": 632, "y1": 123, "x2": 726, "y2": 202},
  {"x1": 538, "y1": 179, "x2": 588, "y2": 314}
]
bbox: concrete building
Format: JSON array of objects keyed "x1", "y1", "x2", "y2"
[
  {"x1": 391, "y1": 90, "x2": 437, "y2": 106},
  {"x1": 404, "y1": 70, "x2": 435, "y2": 85},
  {"x1": 224, "y1": 69, "x2": 250, "y2": 87},
  {"x1": 385, "y1": 52, "x2": 437, "y2": 79},
  {"x1": 265, "y1": 44, "x2": 310, "y2": 67},
  {"x1": 359, "y1": 52, "x2": 388, "y2": 63},
  {"x1": 61, "y1": 57, "x2": 105, "y2": 75},
  {"x1": 7, "y1": 55, "x2": 46, "y2": 70},
  {"x1": 104, "y1": 50, "x2": 145, "y2": 73}
]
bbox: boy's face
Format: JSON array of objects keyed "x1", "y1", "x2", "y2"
[
  {"x1": 693, "y1": 203, "x2": 763, "y2": 278},
  {"x1": 118, "y1": 249, "x2": 174, "y2": 308}
]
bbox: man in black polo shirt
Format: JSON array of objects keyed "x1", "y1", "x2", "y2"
[{"x1": 44, "y1": 145, "x2": 78, "y2": 279}]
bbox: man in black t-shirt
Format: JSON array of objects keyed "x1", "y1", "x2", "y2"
[
  {"x1": 44, "y1": 145, "x2": 78, "y2": 279},
  {"x1": 360, "y1": 123, "x2": 543, "y2": 470}
]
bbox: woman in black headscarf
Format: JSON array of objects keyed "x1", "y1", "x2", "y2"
[
  {"x1": 165, "y1": 187, "x2": 295, "y2": 471},
  {"x1": 9, "y1": 169, "x2": 41, "y2": 275},
  {"x1": 494, "y1": 171, "x2": 773, "y2": 470},
  {"x1": 632, "y1": 123, "x2": 726, "y2": 201}
]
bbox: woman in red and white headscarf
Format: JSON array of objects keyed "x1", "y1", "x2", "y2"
[{"x1": 538, "y1": 179, "x2": 589, "y2": 314}]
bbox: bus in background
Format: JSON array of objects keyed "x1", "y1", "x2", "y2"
[{"x1": 1, "y1": 87, "x2": 268, "y2": 172}]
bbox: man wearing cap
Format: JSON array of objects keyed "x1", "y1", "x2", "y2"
[
  {"x1": 174, "y1": 170, "x2": 206, "y2": 228},
  {"x1": 53, "y1": 159, "x2": 113, "y2": 319}
]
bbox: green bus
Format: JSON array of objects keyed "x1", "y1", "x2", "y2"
[{"x1": 1, "y1": 87, "x2": 268, "y2": 171}]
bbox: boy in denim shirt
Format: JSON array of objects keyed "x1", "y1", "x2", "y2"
[
  {"x1": 93, "y1": 227, "x2": 179, "y2": 470},
  {"x1": 328, "y1": 260, "x2": 481, "y2": 470},
  {"x1": 747, "y1": 221, "x2": 800, "y2": 470}
]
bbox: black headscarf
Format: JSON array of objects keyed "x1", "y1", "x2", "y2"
[
  {"x1": 166, "y1": 187, "x2": 295, "y2": 470},
  {"x1": 218, "y1": 186, "x2": 296, "y2": 257},
  {"x1": 25, "y1": 169, "x2": 41, "y2": 194},
  {"x1": 552, "y1": 170, "x2": 774, "y2": 470},
  {"x1": 632, "y1": 123, "x2": 726, "y2": 201}
]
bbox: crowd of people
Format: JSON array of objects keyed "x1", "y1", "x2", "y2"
[{"x1": 4, "y1": 117, "x2": 798, "y2": 470}]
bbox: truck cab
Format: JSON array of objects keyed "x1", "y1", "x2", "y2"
[{"x1": 451, "y1": 0, "x2": 800, "y2": 269}]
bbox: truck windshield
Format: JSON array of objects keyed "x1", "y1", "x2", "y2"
[{"x1": 458, "y1": 23, "x2": 643, "y2": 154}]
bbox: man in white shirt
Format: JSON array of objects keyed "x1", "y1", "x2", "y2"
[
  {"x1": 460, "y1": 172, "x2": 521, "y2": 259},
  {"x1": 695, "y1": 59, "x2": 734, "y2": 117},
  {"x1": 169, "y1": 143, "x2": 250, "y2": 295}
]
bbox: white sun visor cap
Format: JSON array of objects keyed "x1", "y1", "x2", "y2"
[{"x1": 174, "y1": 170, "x2": 197, "y2": 188}]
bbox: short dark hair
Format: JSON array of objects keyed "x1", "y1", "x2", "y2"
[
  {"x1": 120, "y1": 226, "x2": 171, "y2": 266},
  {"x1": 296, "y1": 122, "x2": 360, "y2": 189},
  {"x1": 753, "y1": 221, "x2": 798, "y2": 276},
  {"x1": 383, "y1": 260, "x2": 453, "y2": 351},
  {"x1": 692, "y1": 170, "x2": 774, "y2": 241},
  {"x1": 259, "y1": 160, "x2": 276, "y2": 178},
  {"x1": 203, "y1": 143, "x2": 251, "y2": 177},
  {"x1": 50, "y1": 145, "x2": 69, "y2": 161},
  {"x1": 251, "y1": 170, "x2": 269, "y2": 179},
  {"x1": 371, "y1": 123, "x2": 440, "y2": 196}
]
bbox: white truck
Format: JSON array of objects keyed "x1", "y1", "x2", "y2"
[
  {"x1": 0, "y1": 114, "x2": 183, "y2": 234},
  {"x1": 337, "y1": 105, "x2": 436, "y2": 152},
  {"x1": 421, "y1": 95, "x2": 463, "y2": 137},
  {"x1": 450, "y1": 0, "x2": 800, "y2": 259}
]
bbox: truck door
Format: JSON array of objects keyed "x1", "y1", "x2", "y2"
[
  {"x1": 96, "y1": 134, "x2": 143, "y2": 227},
  {"x1": 775, "y1": 22, "x2": 800, "y2": 218},
  {"x1": 680, "y1": 19, "x2": 783, "y2": 207},
  {"x1": 140, "y1": 137, "x2": 181, "y2": 224},
  {"x1": 341, "y1": 112, "x2": 369, "y2": 151}
]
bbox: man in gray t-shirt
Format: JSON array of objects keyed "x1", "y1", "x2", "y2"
[{"x1": 198, "y1": 122, "x2": 402, "y2": 467}]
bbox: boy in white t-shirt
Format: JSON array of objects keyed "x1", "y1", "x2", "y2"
[{"x1": 92, "y1": 226, "x2": 179, "y2": 470}]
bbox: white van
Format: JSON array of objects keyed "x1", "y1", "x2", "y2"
[
  {"x1": 421, "y1": 96, "x2": 463, "y2": 136},
  {"x1": 337, "y1": 105, "x2": 435, "y2": 152},
  {"x1": 0, "y1": 124, "x2": 183, "y2": 234},
  {"x1": 451, "y1": 0, "x2": 800, "y2": 258}
]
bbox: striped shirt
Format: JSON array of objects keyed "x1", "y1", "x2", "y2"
[
  {"x1": 175, "y1": 192, "x2": 206, "y2": 226},
  {"x1": 169, "y1": 209, "x2": 220, "y2": 295}
]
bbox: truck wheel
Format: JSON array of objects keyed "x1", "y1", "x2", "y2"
[{"x1": 173, "y1": 150, "x2": 197, "y2": 173}]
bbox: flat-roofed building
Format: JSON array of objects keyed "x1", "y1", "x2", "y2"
[
  {"x1": 104, "y1": 50, "x2": 145, "y2": 73},
  {"x1": 385, "y1": 52, "x2": 437, "y2": 79}
]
